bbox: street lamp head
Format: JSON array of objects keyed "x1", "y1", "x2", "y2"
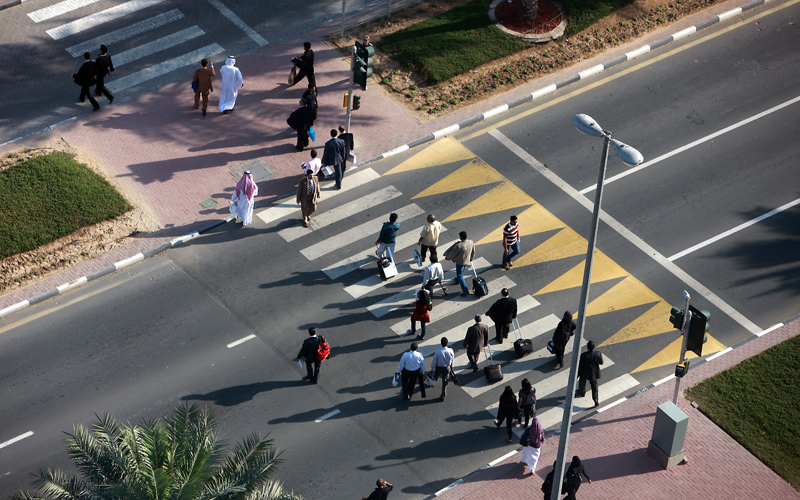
[
  {"x1": 610, "y1": 139, "x2": 644, "y2": 166},
  {"x1": 573, "y1": 114, "x2": 605, "y2": 138},
  {"x1": 682, "y1": 290, "x2": 691, "y2": 300}
]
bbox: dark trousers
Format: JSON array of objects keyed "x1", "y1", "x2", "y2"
[
  {"x1": 305, "y1": 358, "x2": 321, "y2": 383},
  {"x1": 554, "y1": 343, "x2": 566, "y2": 366},
  {"x1": 494, "y1": 323, "x2": 510, "y2": 343},
  {"x1": 521, "y1": 404, "x2": 534, "y2": 427},
  {"x1": 194, "y1": 90, "x2": 209, "y2": 110},
  {"x1": 434, "y1": 366, "x2": 449, "y2": 398},
  {"x1": 293, "y1": 67, "x2": 315, "y2": 86},
  {"x1": 578, "y1": 377, "x2": 599, "y2": 404},
  {"x1": 495, "y1": 408, "x2": 514, "y2": 440},
  {"x1": 296, "y1": 129, "x2": 309, "y2": 151},
  {"x1": 420, "y1": 244, "x2": 437, "y2": 262},
  {"x1": 401, "y1": 369, "x2": 425, "y2": 399},
  {"x1": 79, "y1": 85, "x2": 99, "y2": 109},
  {"x1": 333, "y1": 162, "x2": 343, "y2": 189},
  {"x1": 96, "y1": 75, "x2": 113, "y2": 100},
  {"x1": 467, "y1": 351, "x2": 480, "y2": 371}
]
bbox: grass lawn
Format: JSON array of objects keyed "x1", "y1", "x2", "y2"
[
  {"x1": 685, "y1": 335, "x2": 800, "y2": 490},
  {"x1": 0, "y1": 153, "x2": 131, "y2": 259},
  {"x1": 377, "y1": 0, "x2": 635, "y2": 83}
]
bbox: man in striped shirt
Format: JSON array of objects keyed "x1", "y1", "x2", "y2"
[{"x1": 502, "y1": 215, "x2": 520, "y2": 270}]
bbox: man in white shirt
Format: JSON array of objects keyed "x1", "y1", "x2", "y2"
[
  {"x1": 397, "y1": 342, "x2": 426, "y2": 401},
  {"x1": 421, "y1": 255, "x2": 444, "y2": 294},
  {"x1": 430, "y1": 337, "x2": 455, "y2": 401},
  {"x1": 417, "y1": 214, "x2": 443, "y2": 263},
  {"x1": 303, "y1": 149, "x2": 321, "y2": 176}
]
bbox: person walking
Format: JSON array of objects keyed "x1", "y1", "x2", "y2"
[
  {"x1": 541, "y1": 462, "x2": 557, "y2": 500},
  {"x1": 517, "y1": 378, "x2": 536, "y2": 427},
  {"x1": 295, "y1": 327, "x2": 322, "y2": 383},
  {"x1": 553, "y1": 311, "x2": 576, "y2": 369},
  {"x1": 486, "y1": 287, "x2": 517, "y2": 344},
  {"x1": 218, "y1": 56, "x2": 242, "y2": 114},
  {"x1": 409, "y1": 289, "x2": 432, "y2": 340},
  {"x1": 577, "y1": 341, "x2": 604, "y2": 407},
  {"x1": 302, "y1": 83, "x2": 318, "y2": 120},
  {"x1": 463, "y1": 315, "x2": 488, "y2": 372},
  {"x1": 362, "y1": 478, "x2": 392, "y2": 500},
  {"x1": 322, "y1": 129, "x2": 347, "y2": 189},
  {"x1": 417, "y1": 214, "x2": 443, "y2": 263},
  {"x1": 396, "y1": 342, "x2": 426, "y2": 401},
  {"x1": 494, "y1": 385, "x2": 519, "y2": 443},
  {"x1": 430, "y1": 337, "x2": 454, "y2": 401},
  {"x1": 420, "y1": 255, "x2": 444, "y2": 295},
  {"x1": 338, "y1": 125, "x2": 354, "y2": 172},
  {"x1": 502, "y1": 215, "x2": 520, "y2": 270},
  {"x1": 94, "y1": 44, "x2": 114, "y2": 104},
  {"x1": 303, "y1": 149, "x2": 321, "y2": 176},
  {"x1": 375, "y1": 213, "x2": 400, "y2": 260},
  {"x1": 231, "y1": 170, "x2": 258, "y2": 226},
  {"x1": 287, "y1": 102, "x2": 314, "y2": 152},
  {"x1": 291, "y1": 42, "x2": 315, "y2": 86},
  {"x1": 296, "y1": 169, "x2": 321, "y2": 227},
  {"x1": 519, "y1": 416, "x2": 545, "y2": 476},
  {"x1": 72, "y1": 52, "x2": 100, "y2": 111},
  {"x1": 564, "y1": 456, "x2": 592, "y2": 499},
  {"x1": 192, "y1": 58, "x2": 214, "y2": 116},
  {"x1": 443, "y1": 231, "x2": 475, "y2": 296}
]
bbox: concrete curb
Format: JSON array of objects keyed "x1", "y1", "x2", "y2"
[
  {"x1": 360, "y1": 0, "x2": 770, "y2": 165},
  {"x1": 0, "y1": 0, "x2": 27, "y2": 13}
]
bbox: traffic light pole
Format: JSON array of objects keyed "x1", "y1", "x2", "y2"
[
  {"x1": 672, "y1": 291, "x2": 692, "y2": 404},
  {"x1": 345, "y1": 45, "x2": 355, "y2": 133}
]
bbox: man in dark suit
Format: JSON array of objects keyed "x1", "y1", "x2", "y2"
[
  {"x1": 95, "y1": 44, "x2": 114, "y2": 103},
  {"x1": 287, "y1": 103, "x2": 314, "y2": 152},
  {"x1": 292, "y1": 41, "x2": 315, "y2": 86},
  {"x1": 72, "y1": 52, "x2": 100, "y2": 111},
  {"x1": 486, "y1": 287, "x2": 517, "y2": 344},
  {"x1": 463, "y1": 315, "x2": 489, "y2": 371},
  {"x1": 296, "y1": 327, "x2": 322, "y2": 383},
  {"x1": 338, "y1": 125, "x2": 354, "y2": 172},
  {"x1": 321, "y1": 129, "x2": 347, "y2": 189},
  {"x1": 577, "y1": 341, "x2": 604, "y2": 407}
]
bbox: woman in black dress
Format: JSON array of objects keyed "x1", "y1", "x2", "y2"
[{"x1": 552, "y1": 311, "x2": 576, "y2": 369}]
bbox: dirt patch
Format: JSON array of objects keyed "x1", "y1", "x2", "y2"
[
  {"x1": 327, "y1": 0, "x2": 721, "y2": 120},
  {"x1": 0, "y1": 140, "x2": 161, "y2": 298}
]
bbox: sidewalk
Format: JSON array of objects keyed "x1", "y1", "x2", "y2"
[
  {"x1": 435, "y1": 318, "x2": 800, "y2": 500},
  {"x1": 0, "y1": 0, "x2": 765, "y2": 312}
]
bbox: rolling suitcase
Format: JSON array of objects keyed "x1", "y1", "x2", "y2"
[
  {"x1": 377, "y1": 247, "x2": 398, "y2": 280},
  {"x1": 512, "y1": 318, "x2": 533, "y2": 358},
  {"x1": 472, "y1": 263, "x2": 488, "y2": 297},
  {"x1": 483, "y1": 345, "x2": 503, "y2": 384}
]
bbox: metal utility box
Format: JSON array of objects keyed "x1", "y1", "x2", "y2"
[{"x1": 648, "y1": 401, "x2": 688, "y2": 469}]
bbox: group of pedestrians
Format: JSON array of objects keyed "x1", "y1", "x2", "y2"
[{"x1": 71, "y1": 45, "x2": 114, "y2": 111}]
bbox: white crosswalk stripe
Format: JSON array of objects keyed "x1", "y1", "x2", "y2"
[
  {"x1": 47, "y1": 0, "x2": 167, "y2": 40},
  {"x1": 536, "y1": 374, "x2": 639, "y2": 429},
  {"x1": 300, "y1": 204, "x2": 425, "y2": 261},
  {"x1": 113, "y1": 26, "x2": 206, "y2": 67},
  {"x1": 280, "y1": 185, "x2": 403, "y2": 242},
  {"x1": 29, "y1": 0, "x2": 103, "y2": 23},
  {"x1": 66, "y1": 9, "x2": 185, "y2": 57},
  {"x1": 106, "y1": 44, "x2": 225, "y2": 93}
]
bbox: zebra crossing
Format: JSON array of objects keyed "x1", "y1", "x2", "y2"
[
  {"x1": 252, "y1": 168, "x2": 640, "y2": 429},
  {"x1": 26, "y1": 0, "x2": 268, "y2": 96}
]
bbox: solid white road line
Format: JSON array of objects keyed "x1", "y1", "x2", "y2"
[
  {"x1": 29, "y1": 0, "x2": 102, "y2": 22},
  {"x1": 417, "y1": 295, "x2": 540, "y2": 358},
  {"x1": 207, "y1": 0, "x2": 267, "y2": 46},
  {"x1": 67, "y1": 9, "x2": 185, "y2": 56},
  {"x1": 668, "y1": 196, "x2": 800, "y2": 261},
  {"x1": 756, "y1": 323, "x2": 784, "y2": 337},
  {"x1": 389, "y1": 275, "x2": 516, "y2": 334},
  {"x1": 323, "y1": 229, "x2": 447, "y2": 280},
  {"x1": 368, "y1": 258, "x2": 491, "y2": 320},
  {"x1": 314, "y1": 409, "x2": 341, "y2": 422},
  {"x1": 652, "y1": 374, "x2": 675, "y2": 386},
  {"x1": 113, "y1": 26, "x2": 206, "y2": 67},
  {"x1": 300, "y1": 204, "x2": 425, "y2": 261},
  {"x1": 597, "y1": 398, "x2": 627, "y2": 412},
  {"x1": 490, "y1": 129, "x2": 761, "y2": 335},
  {"x1": 227, "y1": 334, "x2": 256, "y2": 348},
  {"x1": 0, "y1": 431, "x2": 34, "y2": 449},
  {"x1": 488, "y1": 450, "x2": 518, "y2": 467},
  {"x1": 47, "y1": 0, "x2": 167, "y2": 40},
  {"x1": 280, "y1": 185, "x2": 402, "y2": 242},
  {"x1": 580, "y1": 95, "x2": 800, "y2": 194},
  {"x1": 537, "y1": 374, "x2": 639, "y2": 429},
  {"x1": 256, "y1": 169, "x2": 380, "y2": 226},
  {"x1": 705, "y1": 347, "x2": 733, "y2": 361},
  {"x1": 106, "y1": 43, "x2": 225, "y2": 93}
]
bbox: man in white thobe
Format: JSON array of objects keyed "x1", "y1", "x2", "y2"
[
  {"x1": 218, "y1": 56, "x2": 243, "y2": 113},
  {"x1": 232, "y1": 171, "x2": 258, "y2": 226}
]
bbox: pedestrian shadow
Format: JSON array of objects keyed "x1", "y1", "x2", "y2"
[
  {"x1": 267, "y1": 395, "x2": 397, "y2": 424},
  {"x1": 181, "y1": 379, "x2": 306, "y2": 407},
  {"x1": 371, "y1": 427, "x2": 508, "y2": 462},
  {"x1": 579, "y1": 449, "x2": 661, "y2": 480},
  {"x1": 257, "y1": 270, "x2": 333, "y2": 289},
  {"x1": 445, "y1": 411, "x2": 491, "y2": 423}
]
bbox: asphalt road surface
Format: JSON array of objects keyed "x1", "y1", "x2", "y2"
[{"x1": 1, "y1": 1, "x2": 799, "y2": 498}]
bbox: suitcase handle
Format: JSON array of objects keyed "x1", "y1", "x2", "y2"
[
  {"x1": 484, "y1": 345, "x2": 495, "y2": 365},
  {"x1": 512, "y1": 318, "x2": 522, "y2": 341},
  {"x1": 471, "y1": 262, "x2": 478, "y2": 279}
]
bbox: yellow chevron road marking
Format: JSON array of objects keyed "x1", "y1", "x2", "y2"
[
  {"x1": 385, "y1": 136, "x2": 475, "y2": 175},
  {"x1": 632, "y1": 333, "x2": 727, "y2": 373},
  {"x1": 601, "y1": 301, "x2": 675, "y2": 347},
  {"x1": 413, "y1": 157, "x2": 506, "y2": 199},
  {"x1": 535, "y1": 252, "x2": 627, "y2": 296},
  {"x1": 586, "y1": 275, "x2": 662, "y2": 317},
  {"x1": 476, "y1": 203, "x2": 566, "y2": 245},
  {"x1": 443, "y1": 181, "x2": 534, "y2": 222},
  {"x1": 514, "y1": 227, "x2": 586, "y2": 269}
]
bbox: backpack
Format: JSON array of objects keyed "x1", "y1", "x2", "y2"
[{"x1": 316, "y1": 336, "x2": 330, "y2": 361}]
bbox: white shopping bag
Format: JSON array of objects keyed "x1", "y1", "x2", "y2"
[
  {"x1": 391, "y1": 373, "x2": 400, "y2": 388},
  {"x1": 321, "y1": 165, "x2": 334, "y2": 177},
  {"x1": 426, "y1": 373, "x2": 437, "y2": 387}
]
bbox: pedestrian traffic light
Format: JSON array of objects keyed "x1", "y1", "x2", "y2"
[
  {"x1": 686, "y1": 305, "x2": 710, "y2": 357},
  {"x1": 352, "y1": 94, "x2": 361, "y2": 110},
  {"x1": 354, "y1": 45, "x2": 374, "y2": 90},
  {"x1": 669, "y1": 307, "x2": 684, "y2": 330}
]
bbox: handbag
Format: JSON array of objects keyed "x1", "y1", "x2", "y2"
[
  {"x1": 519, "y1": 428, "x2": 531, "y2": 447},
  {"x1": 229, "y1": 201, "x2": 237, "y2": 216},
  {"x1": 289, "y1": 65, "x2": 296, "y2": 85},
  {"x1": 321, "y1": 165, "x2": 334, "y2": 177},
  {"x1": 426, "y1": 373, "x2": 437, "y2": 387},
  {"x1": 192, "y1": 79, "x2": 198, "y2": 92},
  {"x1": 547, "y1": 338, "x2": 556, "y2": 354},
  {"x1": 346, "y1": 152, "x2": 357, "y2": 164},
  {"x1": 449, "y1": 367, "x2": 459, "y2": 385},
  {"x1": 308, "y1": 126, "x2": 316, "y2": 142},
  {"x1": 391, "y1": 373, "x2": 400, "y2": 388}
]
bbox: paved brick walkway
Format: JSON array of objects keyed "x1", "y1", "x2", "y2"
[{"x1": 436, "y1": 319, "x2": 800, "y2": 500}]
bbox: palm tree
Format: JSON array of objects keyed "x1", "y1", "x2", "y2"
[
  {"x1": 9, "y1": 404, "x2": 302, "y2": 500},
  {"x1": 519, "y1": 0, "x2": 539, "y2": 21}
]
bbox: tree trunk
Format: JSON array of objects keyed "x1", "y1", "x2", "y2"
[{"x1": 518, "y1": 0, "x2": 539, "y2": 21}]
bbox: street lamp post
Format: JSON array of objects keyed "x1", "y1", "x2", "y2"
[{"x1": 550, "y1": 114, "x2": 643, "y2": 500}]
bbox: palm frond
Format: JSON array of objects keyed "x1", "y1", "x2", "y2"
[
  {"x1": 246, "y1": 479, "x2": 304, "y2": 500},
  {"x1": 29, "y1": 467, "x2": 91, "y2": 500}
]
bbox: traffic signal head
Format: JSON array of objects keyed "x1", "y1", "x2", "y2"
[
  {"x1": 686, "y1": 305, "x2": 710, "y2": 357},
  {"x1": 669, "y1": 307, "x2": 685, "y2": 330},
  {"x1": 354, "y1": 45, "x2": 375, "y2": 90},
  {"x1": 352, "y1": 94, "x2": 361, "y2": 110}
]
